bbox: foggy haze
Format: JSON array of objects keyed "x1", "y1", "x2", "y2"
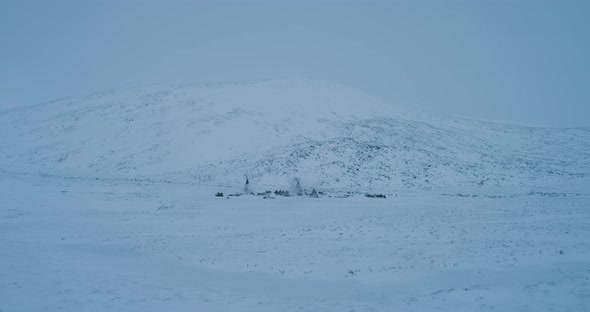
[{"x1": 1, "y1": 0, "x2": 588, "y2": 127}]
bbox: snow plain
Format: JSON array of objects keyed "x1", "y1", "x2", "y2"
[
  {"x1": 1, "y1": 79, "x2": 589, "y2": 311},
  {"x1": 1, "y1": 173, "x2": 589, "y2": 311}
]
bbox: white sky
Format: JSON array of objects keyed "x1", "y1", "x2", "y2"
[{"x1": 1, "y1": 0, "x2": 589, "y2": 127}]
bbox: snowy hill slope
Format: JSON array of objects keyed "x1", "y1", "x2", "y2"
[{"x1": 0, "y1": 79, "x2": 588, "y2": 190}]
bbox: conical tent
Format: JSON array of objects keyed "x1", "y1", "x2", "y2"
[
  {"x1": 243, "y1": 175, "x2": 253, "y2": 195},
  {"x1": 294, "y1": 178, "x2": 303, "y2": 196},
  {"x1": 309, "y1": 188, "x2": 319, "y2": 198}
]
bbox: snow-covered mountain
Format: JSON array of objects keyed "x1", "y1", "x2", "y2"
[{"x1": 1, "y1": 79, "x2": 588, "y2": 190}]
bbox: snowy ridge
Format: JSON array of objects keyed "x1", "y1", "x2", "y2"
[{"x1": 0, "y1": 79, "x2": 588, "y2": 190}]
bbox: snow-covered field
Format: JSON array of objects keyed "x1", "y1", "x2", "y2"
[
  {"x1": 1, "y1": 173, "x2": 588, "y2": 311},
  {"x1": 1, "y1": 79, "x2": 588, "y2": 310}
]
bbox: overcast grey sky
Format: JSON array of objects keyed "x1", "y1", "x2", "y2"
[{"x1": 1, "y1": 0, "x2": 588, "y2": 127}]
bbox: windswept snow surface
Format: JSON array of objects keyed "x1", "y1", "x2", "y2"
[
  {"x1": 1, "y1": 79, "x2": 589, "y2": 311},
  {"x1": 0, "y1": 174, "x2": 589, "y2": 311}
]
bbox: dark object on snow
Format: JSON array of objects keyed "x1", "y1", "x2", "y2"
[
  {"x1": 215, "y1": 192, "x2": 224, "y2": 197},
  {"x1": 365, "y1": 193, "x2": 386, "y2": 199},
  {"x1": 274, "y1": 190, "x2": 291, "y2": 196},
  {"x1": 333, "y1": 194, "x2": 352, "y2": 198},
  {"x1": 309, "y1": 188, "x2": 319, "y2": 198}
]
